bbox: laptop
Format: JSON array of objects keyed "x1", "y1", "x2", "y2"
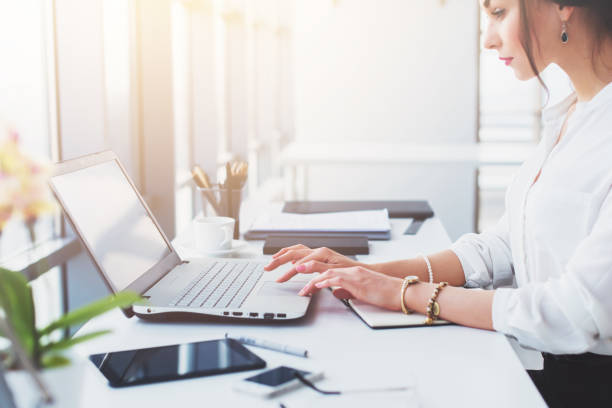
[{"x1": 49, "y1": 151, "x2": 312, "y2": 321}]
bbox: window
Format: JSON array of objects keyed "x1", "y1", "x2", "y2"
[
  {"x1": 0, "y1": 0, "x2": 63, "y2": 328},
  {"x1": 1, "y1": 0, "x2": 296, "y2": 331},
  {"x1": 171, "y1": 0, "x2": 295, "y2": 234},
  {"x1": 0, "y1": 1, "x2": 57, "y2": 258}
]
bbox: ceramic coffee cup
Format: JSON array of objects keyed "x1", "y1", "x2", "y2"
[{"x1": 194, "y1": 216, "x2": 235, "y2": 252}]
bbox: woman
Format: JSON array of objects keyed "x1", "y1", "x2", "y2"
[{"x1": 265, "y1": 1, "x2": 612, "y2": 406}]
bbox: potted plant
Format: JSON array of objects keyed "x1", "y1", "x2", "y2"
[
  {"x1": 0, "y1": 267, "x2": 140, "y2": 407},
  {"x1": 0, "y1": 125, "x2": 141, "y2": 406}
]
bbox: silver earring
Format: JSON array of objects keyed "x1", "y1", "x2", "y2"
[{"x1": 561, "y1": 21, "x2": 569, "y2": 44}]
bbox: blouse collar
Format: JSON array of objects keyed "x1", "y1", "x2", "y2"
[
  {"x1": 575, "y1": 81, "x2": 612, "y2": 114},
  {"x1": 542, "y1": 81, "x2": 612, "y2": 123},
  {"x1": 542, "y1": 92, "x2": 577, "y2": 124}
]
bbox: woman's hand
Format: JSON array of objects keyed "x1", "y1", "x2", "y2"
[
  {"x1": 264, "y1": 245, "x2": 362, "y2": 283},
  {"x1": 299, "y1": 265, "x2": 403, "y2": 312}
]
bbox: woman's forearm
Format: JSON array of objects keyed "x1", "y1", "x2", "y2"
[
  {"x1": 370, "y1": 249, "x2": 467, "y2": 287},
  {"x1": 368, "y1": 249, "x2": 493, "y2": 330},
  {"x1": 404, "y1": 282, "x2": 495, "y2": 331}
]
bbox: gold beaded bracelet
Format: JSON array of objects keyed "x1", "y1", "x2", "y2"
[{"x1": 424, "y1": 281, "x2": 448, "y2": 325}]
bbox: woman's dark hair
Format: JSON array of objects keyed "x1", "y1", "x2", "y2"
[{"x1": 518, "y1": 0, "x2": 612, "y2": 89}]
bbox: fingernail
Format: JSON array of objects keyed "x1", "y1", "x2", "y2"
[
  {"x1": 298, "y1": 289, "x2": 305, "y2": 296},
  {"x1": 296, "y1": 264, "x2": 306, "y2": 272}
]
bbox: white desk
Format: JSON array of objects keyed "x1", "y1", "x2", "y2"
[{"x1": 73, "y1": 216, "x2": 545, "y2": 407}]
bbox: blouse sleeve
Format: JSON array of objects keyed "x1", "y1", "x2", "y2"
[
  {"x1": 492, "y1": 188, "x2": 612, "y2": 354},
  {"x1": 450, "y1": 213, "x2": 515, "y2": 289}
]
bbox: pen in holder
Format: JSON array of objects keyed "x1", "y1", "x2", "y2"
[{"x1": 197, "y1": 185, "x2": 244, "y2": 239}]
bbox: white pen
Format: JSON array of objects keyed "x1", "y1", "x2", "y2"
[{"x1": 225, "y1": 333, "x2": 309, "y2": 358}]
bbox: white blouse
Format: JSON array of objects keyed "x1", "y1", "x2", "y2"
[{"x1": 451, "y1": 82, "x2": 612, "y2": 355}]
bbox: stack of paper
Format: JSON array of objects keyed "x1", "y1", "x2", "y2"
[{"x1": 249, "y1": 209, "x2": 391, "y2": 233}]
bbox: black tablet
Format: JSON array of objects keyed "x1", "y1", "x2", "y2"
[{"x1": 89, "y1": 338, "x2": 266, "y2": 387}]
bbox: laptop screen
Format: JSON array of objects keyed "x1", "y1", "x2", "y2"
[{"x1": 50, "y1": 159, "x2": 171, "y2": 292}]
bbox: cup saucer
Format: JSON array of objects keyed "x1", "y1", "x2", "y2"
[{"x1": 198, "y1": 239, "x2": 249, "y2": 255}]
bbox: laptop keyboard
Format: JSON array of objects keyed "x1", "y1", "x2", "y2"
[{"x1": 169, "y1": 261, "x2": 264, "y2": 309}]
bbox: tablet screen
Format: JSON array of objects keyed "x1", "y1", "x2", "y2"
[{"x1": 89, "y1": 339, "x2": 265, "y2": 387}]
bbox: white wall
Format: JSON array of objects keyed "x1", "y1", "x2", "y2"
[
  {"x1": 292, "y1": 0, "x2": 479, "y2": 239},
  {"x1": 294, "y1": 0, "x2": 478, "y2": 143}
]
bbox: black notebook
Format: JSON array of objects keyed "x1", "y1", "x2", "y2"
[
  {"x1": 282, "y1": 200, "x2": 434, "y2": 220},
  {"x1": 245, "y1": 230, "x2": 390, "y2": 241},
  {"x1": 263, "y1": 235, "x2": 369, "y2": 255}
]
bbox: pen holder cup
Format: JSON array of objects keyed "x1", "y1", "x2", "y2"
[{"x1": 197, "y1": 185, "x2": 243, "y2": 239}]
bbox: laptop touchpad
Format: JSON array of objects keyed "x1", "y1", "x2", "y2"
[{"x1": 257, "y1": 281, "x2": 304, "y2": 296}]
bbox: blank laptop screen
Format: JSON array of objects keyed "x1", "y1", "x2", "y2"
[{"x1": 50, "y1": 160, "x2": 171, "y2": 292}]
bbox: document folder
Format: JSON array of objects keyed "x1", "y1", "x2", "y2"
[{"x1": 245, "y1": 209, "x2": 392, "y2": 241}]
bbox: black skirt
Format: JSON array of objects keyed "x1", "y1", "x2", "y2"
[{"x1": 527, "y1": 352, "x2": 612, "y2": 407}]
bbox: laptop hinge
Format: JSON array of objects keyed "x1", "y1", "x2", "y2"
[{"x1": 125, "y1": 251, "x2": 182, "y2": 296}]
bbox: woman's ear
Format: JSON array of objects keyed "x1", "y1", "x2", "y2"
[{"x1": 557, "y1": 4, "x2": 575, "y2": 22}]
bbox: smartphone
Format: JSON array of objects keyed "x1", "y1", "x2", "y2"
[{"x1": 234, "y1": 366, "x2": 324, "y2": 398}]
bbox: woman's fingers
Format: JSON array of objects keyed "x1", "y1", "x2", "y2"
[
  {"x1": 292, "y1": 247, "x2": 347, "y2": 270},
  {"x1": 299, "y1": 269, "x2": 344, "y2": 296},
  {"x1": 271, "y1": 245, "x2": 298, "y2": 258},
  {"x1": 314, "y1": 277, "x2": 342, "y2": 289},
  {"x1": 275, "y1": 260, "x2": 336, "y2": 283},
  {"x1": 295, "y1": 265, "x2": 401, "y2": 311},
  {"x1": 264, "y1": 248, "x2": 311, "y2": 271},
  {"x1": 276, "y1": 269, "x2": 298, "y2": 283},
  {"x1": 271, "y1": 244, "x2": 309, "y2": 259},
  {"x1": 293, "y1": 249, "x2": 327, "y2": 267},
  {"x1": 298, "y1": 260, "x2": 336, "y2": 273},
  {"x1": 266, "y1": 246, "x2": 334, "y2": 272},
  {"x1": 313, "y1": 279, "x2": 355, "y2": 300}
]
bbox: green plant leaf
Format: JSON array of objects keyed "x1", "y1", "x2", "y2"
[
  {"x1": 41, "y1": 353, "x2": 71, "y2": 369},
  {"x1": 0, "y1": 268, "x2": 36, "y2": 360},
  {"x1": 41, "y1": 330, "x2": 111, "y2": 353},
  {"x1": 38, "y1": 291, "x2": 141, "y2": 337}
]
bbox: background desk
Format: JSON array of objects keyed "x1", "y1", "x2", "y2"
[
  {"x1": 73, "y1": 216, "x2": 545, "y2": 407},
  {"x1": 280, "y1": 142, "x2": 533, "y2": 200},
  {"x1": 279, "y1": 141, "x2": 535, "y2": 240}
]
